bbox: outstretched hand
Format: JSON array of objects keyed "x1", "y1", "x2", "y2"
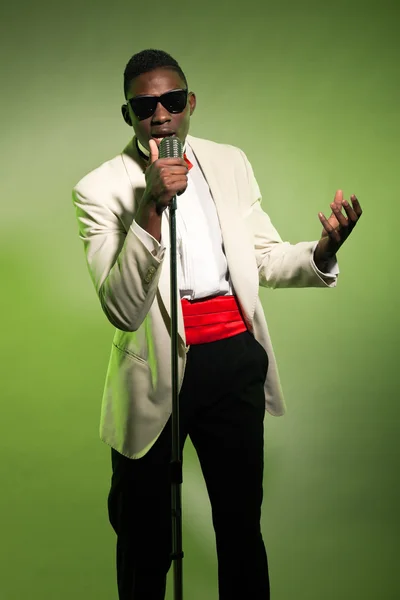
[{"x1": 314, "y1": 190, "x2": 362, "y2": 270}]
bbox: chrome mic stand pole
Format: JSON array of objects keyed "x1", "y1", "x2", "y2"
[
  {"x1": 170, "y1": 190, "x2": 184, "y2": 600},
  {"x1": 159, "y1": 136, "x2": 184, "y2": 600}
]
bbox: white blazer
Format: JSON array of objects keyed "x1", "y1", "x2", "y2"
[{"x1": 72, "y1": 134, "x2": 336, "y2": 458}]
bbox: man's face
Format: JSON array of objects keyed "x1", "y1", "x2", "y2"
[{"x1": 124, "y1": 67, "x2": 196, "y2": 151}]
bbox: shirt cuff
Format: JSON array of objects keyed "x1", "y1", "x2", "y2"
[
  {"x1": 311, "y1": 241, "x2": 340, "y2": 279},
  {"x1": 132, "y1": 221, "x2": 166, "y2": 259}
]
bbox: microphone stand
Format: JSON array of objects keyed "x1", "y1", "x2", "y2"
[
  {"x1": 170, "y1": 191, "x2": 184, "y2": 600},
  {"x1": 160, "y1": 135, "x2": 184, "y2": 600}
]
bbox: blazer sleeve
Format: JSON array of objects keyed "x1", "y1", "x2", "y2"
[
  {"x1": 72, "y1": 172, "x2": 165, "y2": 331},
  {"x1": 238, "y1": 150, "x2": 338, "y2": 289}
]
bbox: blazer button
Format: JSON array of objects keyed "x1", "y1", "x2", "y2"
[{"x1": 144, "y1": 265, "x2": 156, "y2": 283}]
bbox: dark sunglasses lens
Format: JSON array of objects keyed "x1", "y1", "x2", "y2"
[
  {"x1": 130, "y1": 97, "x2": 157, "y2": 121},
  {"x1": 129, "y1": 90, "x2": 187, "y2": 120},
  {"x1": 161, "y1": 90, "x2": 188, "y2": 113}
]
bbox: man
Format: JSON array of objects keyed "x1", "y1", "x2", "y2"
[{"x1": 72, "y1": 49, "x2": 361, "y2": 600}]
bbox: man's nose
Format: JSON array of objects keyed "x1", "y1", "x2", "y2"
[{"x1": 151, "y1": 101, "x2": 171, "y2": 123}]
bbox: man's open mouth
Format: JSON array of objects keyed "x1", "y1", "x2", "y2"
[{"x1": 152, "y1": 132, "x2": 175, "y2": 138}]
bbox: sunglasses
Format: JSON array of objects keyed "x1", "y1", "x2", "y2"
[{"x1": 128, "y1": 89, "x2": 188, "y2": 121}]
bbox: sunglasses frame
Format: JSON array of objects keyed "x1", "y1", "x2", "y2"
[{"x1": 127, "y1": 88, "x2": 188, "y2": 121}]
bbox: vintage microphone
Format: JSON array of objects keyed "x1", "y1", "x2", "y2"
[{"x1": 159, "y1": 135, "x2": 184, "y2": 600}]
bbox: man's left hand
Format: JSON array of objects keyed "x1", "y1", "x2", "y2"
[{"x1": 314, "y1": 189, "x2": 362, "y2": 271}]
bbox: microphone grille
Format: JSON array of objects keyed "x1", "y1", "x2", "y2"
[{"x1": 159, "y1": 136, "x2": 183, "y2": 159}]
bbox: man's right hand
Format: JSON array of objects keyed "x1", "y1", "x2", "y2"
[
  {"x1": 135, "y1": 139, "x2": 188, "y2": 242},
  {"x1": 142, "y1": 138, "x2": 188, "y2": 215}
]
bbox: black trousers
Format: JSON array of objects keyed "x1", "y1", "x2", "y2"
[{"x1": 108, "y1": 330, "x2": 270, "y2": 600}]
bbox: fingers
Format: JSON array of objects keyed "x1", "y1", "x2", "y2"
[
  {"x1": 341, "y1": 199, "x2": 358, "y2": 223},
  {"x1": 333, "y1": 192, "x2": 362, "y2": 217},
  {"x1": 157, "y1": 157, "x2": 187, "y2": 168},
  {"x1": 319, "y1": 192, "x2": 362, "y2": 245},
  {"x1": 335, "y1": 194, "x2": 362, "y2": 226},
  {"x1": 144, "y1": 153, "x2": 190, "y2": 212},
  {"x1": 149, "y1": 139, "x2": 159, "y2": 164},
  {"x1": 330, "y1": 201, "x2": 349, "y2": 228},
  {"x1": 158, "y1": 164, "x2": 188, "y2": 176},
  {"x1": 350, "y1": 194, "x2": 362, "y2": 218},
  {"x1": 157, "y1": 177, "x2": 188, "y2": 208},
  {"x1": 163, "y1": 177, "x2": 188, "y2": 195},
  {"x1": 318, "y1": 212, "x2": 341, "y2": 243},
  {"x1": 333, "y1": 189, "x2": 344, "y2": 207}
]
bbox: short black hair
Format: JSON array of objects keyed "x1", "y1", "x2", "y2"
[{"x1": 123, "y1": 49, "x2": 188, "y2": 98}]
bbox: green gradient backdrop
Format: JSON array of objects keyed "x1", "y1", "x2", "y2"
[{"x1": 1, "y1": 1, "x2": 399, "y2": 598}]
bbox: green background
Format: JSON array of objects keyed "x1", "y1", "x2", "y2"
[{"x1": 1, "y1": 0, "x2": 399, "y2": 598}]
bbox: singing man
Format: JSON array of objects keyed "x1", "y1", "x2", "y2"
[{"x1": 72, "y1": 48, "x2": 362, "y2": 600}]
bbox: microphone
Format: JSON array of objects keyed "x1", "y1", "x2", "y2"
[
  {"x1": 159, "y1": 136, "x2": 185, "y2": 202},
  {"x1": 159, "y1": 136, "x2": 183, "y2": 160}
]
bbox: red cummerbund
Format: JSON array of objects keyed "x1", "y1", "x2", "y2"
[{"x1": 181, "y1": 295, "x2": 247, "y2": 345}]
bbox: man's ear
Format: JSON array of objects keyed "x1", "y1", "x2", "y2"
[
  {"x1": 188, "y1": 92, "x2": 196, "y2": 116},
  {"x1": 121, "y1": 104, "x2": 132, "y2": 126}
]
